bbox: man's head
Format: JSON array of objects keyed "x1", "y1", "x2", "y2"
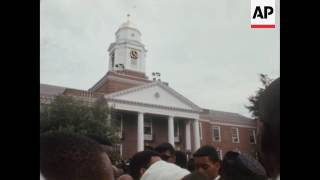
[
  {"x1": 221, "y1": 151, "x2": 267, "y2": 180},
  {"x1": 181, "y1": 171, "x2": 210, "y2": 180},
  {"x1": 40, "y1": 132, "x2": 114, "y2": 180},
  {"x1": 193, "y1": 145, "x2": 221, "y2": 179},
  {"x1": 154, "y1": 142, "x2": 176, "y2": 163},
  {"x1": 258, "y1": 78, "x2": 280, "y2": 178},
  {"x1": 129, "y1": 150, "x2": 161, "y2": 180},
  {"x1": 144, "y1": 145, "x2": 154, "y2": 151}
]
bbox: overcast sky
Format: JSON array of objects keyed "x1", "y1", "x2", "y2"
[{"x1": 40, "y1": 0, "x2": 280, "y2": 118}]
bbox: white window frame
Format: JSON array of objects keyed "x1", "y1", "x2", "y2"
[
  {"x1": 212, "y1": 126, "x2": 221, "y2": 142},
  {"x1": 249, "y1": 129, "x2": 257, "y2": 144},
  {"x1": 115, "y1": 144, "x2": 123, "y2": 157},
  {"x1": 217, "y1": 149, "x2": 223, "y2": 160},
  {"x1": 199, "y1": 122, "x2": 203, "y2": 140},
  {"x1": 231, "y1": 127, "x2": 240, "y2": 143},
  {"x1": 174, "y1": 120, "x2": 180, "y2": 142},
  {"x1": 144, "y1": 118, "x2": 153, "y2": 140},
  {"x1": 117, "y1": 114, "x2": 123, "y2": 139}
]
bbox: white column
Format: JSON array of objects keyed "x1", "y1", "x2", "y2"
[
  {"x1": 193, "y1": 119, "x2": 201, "y2": 151},
  {"x1": 185, "y1": 120, "x2": 191, "y2": 151},
  {"x1": 168, "y1": 116, "x2": 175, "y2": 146},
  {"x1": 137, "y1": 112, "x2": 144, "y2": 151}
]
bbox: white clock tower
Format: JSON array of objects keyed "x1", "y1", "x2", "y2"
[{"x1": 108, "y1": 15, "x2": 147, "y2": 75}]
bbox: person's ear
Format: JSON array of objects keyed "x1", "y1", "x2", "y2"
[
  {"x1": 217, "y1": 161, "x2": 221, "y2": 169},
  {"x1": 213, "y1": 161, "x2": 221, "y2": 171}
]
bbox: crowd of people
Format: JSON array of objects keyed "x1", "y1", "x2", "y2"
[{"x1": 40, "y1": 78, "x2": 280, "y2": 180}]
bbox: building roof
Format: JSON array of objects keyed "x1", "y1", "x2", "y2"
[
  {"x1": 89, "y1": 70, "x2": 151, "y2": 93},
  {"x1": 116, "y1": 15, "x2": 142, "y2": 35},
  {"x1": 63, "y1": 88, "x2": 104, "y2": 98},
  {"x1": 40, "y1": 83, "x2": 66, "y2": 97},
  {"x1": 200, "y1": 109, "x2": 255, "y2": 125},
  {"x1": 105, "y1": 80, "x2": 203, "y2": 112}
]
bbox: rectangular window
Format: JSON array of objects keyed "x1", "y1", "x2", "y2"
[
  {"x1": 249, "y1": 129, "x2": 257, "y2": 144},
  {"x1": 144, "y1": 118, "x2": 153, "y2": 140},
  {"x1": 111, "y1": 52, "x2": 115, "y2": 67},
  {"x1": 116, "y1": 114, "x2": 123, "y2": 139},
  {"x1": 216, "y1": 148, "x2": 223, "y2": 160},
  {"x1": 212, "y1": 126, "x2": 221, "y2": 142},
  {"x1": 174, "y1": 120, "x2": 180, "y2": 142},
  {"x1": 231, "y1": 127, "x2": 240, "y2": 143}
]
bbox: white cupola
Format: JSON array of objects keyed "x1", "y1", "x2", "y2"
[{"x1": 107, "y1": 14, "x2": 147, "y2": 74}]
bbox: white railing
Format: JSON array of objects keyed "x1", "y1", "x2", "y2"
[{"x1": 144, "y1": 134, "x2": 153, "y2": 140}]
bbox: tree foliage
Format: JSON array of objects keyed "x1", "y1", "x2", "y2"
[
  {"x1": 40, "y1": 95, "x2": 119, "y2": 144},
  {"x1": 246, "y1": 74, "x2": 273, "y2": 119}
]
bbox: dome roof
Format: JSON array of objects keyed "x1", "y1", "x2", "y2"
[
  {"x1": 118, "y1": 14, "x2": 139, "y2": 30},
  {"x1": 120, "y1": 20, "x2": 138, "y2": 29},
  {"x1": 115, "y1": 14, "x2": 142, "y2": 36}
]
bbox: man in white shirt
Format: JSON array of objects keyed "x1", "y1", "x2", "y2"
[{"x1": 129, "y1": 150, "x2": 190, "y2": 180}]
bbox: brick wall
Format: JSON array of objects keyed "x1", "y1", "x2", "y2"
[
  {"x1": 92, "y1": 72, "x2": 151, "y2": 94},
  {"x1": 120, "y1": 113, "x2": 138, "y2": 159},
  {"x1": 200, "y1": 121, "x2": 258, "y2": 158},
  {"x1": 144, "y1": 115, "x2": 168, "y2": 150}
]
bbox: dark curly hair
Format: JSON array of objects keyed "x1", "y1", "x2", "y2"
[{"x1": 40, "y1": 132, "x2": 114, "y2": 180}]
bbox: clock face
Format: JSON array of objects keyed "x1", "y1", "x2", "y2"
[{"x1": 130, "y1": 50, "x2": 138, "y2": 60}]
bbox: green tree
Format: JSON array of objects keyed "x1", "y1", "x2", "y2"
[
  {"x1": 246, "y1": 74, "x2": 273, "y2": 119},
  {"x1": 40, "y1": 95, "x2": 119, "y2": 144}
]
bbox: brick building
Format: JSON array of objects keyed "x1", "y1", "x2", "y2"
[{"x1": 40, "y1": 18, "x2": 258, "y2": 160}]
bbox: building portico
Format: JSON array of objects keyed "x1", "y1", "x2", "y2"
[
  {"x1": 105, "y1": 81, "x2": 202, "y2": 157},
  {"x1": 112, "y1": 110, "x2": 201, "y2": 159}
]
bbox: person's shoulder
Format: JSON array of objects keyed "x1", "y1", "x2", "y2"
[{"x1": 168, "y1": 162, "x2": 190, "y2": 177}]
